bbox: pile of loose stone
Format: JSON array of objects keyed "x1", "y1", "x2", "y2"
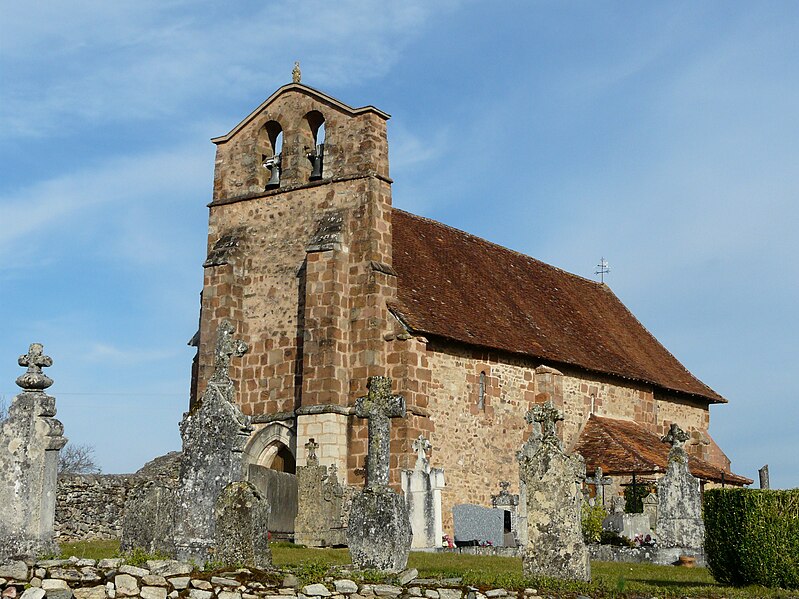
[{"x1": 0, "y1": 559, "x2": 546, "y2": 599}]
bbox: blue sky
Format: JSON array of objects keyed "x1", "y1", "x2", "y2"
[{"x1": 1, "y1": 1, "x2": 797, "y2": 487}]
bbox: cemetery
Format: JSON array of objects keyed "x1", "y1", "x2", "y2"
[{"x1": 1, "y1": 337, "x2": 796, "y2": 598}]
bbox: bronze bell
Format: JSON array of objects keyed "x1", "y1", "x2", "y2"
[
  {"x1": 264, "y1": 154, "x2": 281, "y2": 189},
  {"x1": 309, "y1": 143, "x2": 324, "y2": 180}
]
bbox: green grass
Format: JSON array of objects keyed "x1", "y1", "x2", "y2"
[
  {"x1": 56, "y1": 539, "x2": 121, "y2": 560},
  {"x1": 53, "y1": 540, "x2": 795, "y2": 597}
]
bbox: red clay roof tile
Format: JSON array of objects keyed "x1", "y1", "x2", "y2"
[
  {"x1": 573, "y1": 415, "x2": 751, "y2": 485},
  {"x1": 390, "y1": 209, "x2": 725, "y2": 404}
]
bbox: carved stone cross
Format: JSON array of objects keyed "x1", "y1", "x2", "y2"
[
  {"x1": 525, "y1": 399, "x2": 563, "y2": 441},
  {"x1": 210, "y1": 320, "x2": 248, "y2": 384},
  {"x1": 412, "y1": 434, "x2": 431, "y2": 463},
  {"x1": 305, "y1": 437, "x2": 319, "y2": 466},
  {"x1": 355, "y1": 376, "x2": 405, "y2": 488},
  {"x1": 16, "y1": 342, "x2": 54, "y2": 391},
  {"x1": 586, "y1": 466, "x2": 612, "y2": 506},
  {"x1": 662, "y1": 423, "x2": 689, "y2": 449}
]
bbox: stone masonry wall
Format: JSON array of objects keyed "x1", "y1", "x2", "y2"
[
  {"x1": 0, "y1": 556, "x2": 534, "y2": 599},
  {"x1": 55, "y1": 475, "x2": 141, "y2": 542},
  {"x1": 420, "y1": 338, "x2": 721, "y2": 534}
]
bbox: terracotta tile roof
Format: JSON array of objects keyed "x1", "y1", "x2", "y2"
[
  {"x1": 390, "y1": 209, "x2": 726, "y2": 404},
  {"x1": 573, "y1": 415, "x2": 752, "y2": 486}
]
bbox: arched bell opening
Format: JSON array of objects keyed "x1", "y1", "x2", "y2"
[
  {"x1": 257, "y1": 120, "x2": 283, "y2": 190},
  {"x1": 304, "y1": 110, "x2": 326, "y2": 181}
]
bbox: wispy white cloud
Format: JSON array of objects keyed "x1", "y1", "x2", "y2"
[
  {"x1": 0, "y1": 143, "x2": 211, "y2": 264},
  {"x1": 0, "y1": 1, "x2": 463, "y2": 138}
]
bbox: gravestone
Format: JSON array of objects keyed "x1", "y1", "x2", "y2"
[
  {"x1": 214, "y1": 481, "x2": 272, "y2": 568},
  {"x1": 0, "y1": 344, "x2": 67, "y2": 559},
  {"x1": 642, "y1": 492, "x2": 658, "y2": 530},
  {"x1": 401, "y1": 435, "x2": 445, "y2": 549},
  {"x1": 518, "y1": 400, "x2": 590, "y2": 581},
  {"x1": 295, "y1": 439, "x2": 350, "y2": 547},
  {"x1": 656, "y1": 423, "x2": 704, "y2": 549},
  {"x1": 120, "y1": 479, "x2": 177, "y2": 554},
  {"x1": 247, "y1": 464, "x2": 298, "y2": 538},
  {"x1": 172, "y1": 321, "x2": 259, "y2": 564},
  {"x1": 452, "y1": 504, "x2": 505, "y2": 547},
  {"x1": 347, "y1": 377, "x2": 411, "y2": 572},
  {"x1": 491, "y1": 481, "x2": 520, "y2": 547},
  {"x1": 610, "y1": 495, "x2": 625, "y2": 514}
]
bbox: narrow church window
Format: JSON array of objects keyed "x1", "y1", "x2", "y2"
[
  {"x1": 478, "y1": 371, "x2": 486, "y2": 410},
  {"x1": 305, "y1": 110, "x2": 325, "y2": 181},
  {"x1": 261, "y1": 120, "x2": 283, "y2": 190}
]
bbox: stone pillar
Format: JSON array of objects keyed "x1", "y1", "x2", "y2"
[
  {"x1": 347, "y1": 376, "x2": 411, "y2": 572},
  {"x1": 656, "y1": 423, "x2": 704, "y2": 550},
  {"x1": 401, "y1": 435, "x2": 445, "y2": 549},
  {"x1": 518, "y1": 400, "x2": 590, "y2": 581},
  {"x1": 0, "y1": 344, "x2": 67, "y2": 559},
  {"x1": 758, "y1": 464, "x2": 769, "y2": 489}
]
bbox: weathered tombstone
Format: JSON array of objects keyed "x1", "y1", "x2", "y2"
[
  {"x1": 656, "y1": 423, "x2": 704, "y2": 550},
  {"x1": 610, "y1": 495, "x2": 625, "y2": 514},
  {"x1": 585, "y1": 467, "x2": 612, "y2": 509},
  {"x1": 214, "y1": 481, "x2": 272, "y2": 568},
  {"x1": 401, "y1": 435, "x2": 445, "y2": 549},
  {"x1": 602, "y1": 509, "x2": 651, "y2": 541},
  {"x1": 642, "y1": 492, "x2": 658, "y2": 531},
  {"x1": 452, "y1": 504, "x2": 505, "y2": 547},
  {"x1": 120, "y1": 479, "x2": 177, "y2": 554},
  {"x1": 172, "y1": 321, "x2": 258, "y2": 564},
  {"x1": 0, "y1": 344, "x2": 67, "y2": 559},
  {"x1": 347, "y1": 376, "x2": 411, "y2": 572},
  {"x1": 518, "y1": 400, "x2": 590, "y2": 581},
  {"x1": 491, "y1": 481, "x2": 520, "y2": 547},
  {"x1": 294, "y1": 439, "x2": 349, "y2": 547}
]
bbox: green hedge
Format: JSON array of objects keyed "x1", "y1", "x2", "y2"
[{"x1": 704, "y1": 488, "x2": 799, "y2": 589}]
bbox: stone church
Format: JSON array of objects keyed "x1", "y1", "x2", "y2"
[{"x1": 189, "y1": 77, "x2": 749, "y2": 534}]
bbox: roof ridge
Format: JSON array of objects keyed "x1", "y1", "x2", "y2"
[{"x1": 393, "y1": 208, "x2": 606, "y2": 288}]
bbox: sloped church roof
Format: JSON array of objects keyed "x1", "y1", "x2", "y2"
[{"x1": 389, "y1": 209, "x2": 725, "y2": 404}]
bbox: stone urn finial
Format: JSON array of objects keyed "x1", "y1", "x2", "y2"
[{"x1": 16, "y1": 343, "x2": 54, "y2": 391}]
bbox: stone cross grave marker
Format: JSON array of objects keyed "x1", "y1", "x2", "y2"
[
  {"x1": 348, "y1": 376, "x2": 411, "y2": 571},
  {"x1": 656, "y1": 422, "x2": 704, "y2": 550},
  {"x1": 412, "y1": 434, "x2": 431, "y2": 466},
  {"x1": 210, "y1": 320, "x2": 248, "y2": 384},
  {"x1": 586, "y1": 467, "x2": 612, "y2": 508},
  {"x1": 305, "y1": 437, "x2": 319, "y2": 466},
  {"x1": 355, "y1": 376, "x2": 405, "y2": 489},
  {"x1": 518, "y1": 399, "x2": 590, "y2": 581},
  {"x1": 527, "y1": 399, "x2": 563, "y2": 446},
  {"x1": 662, "y1": 422, "x2": 689, "y2": 450},
  {"x1": 16, "y1": 343, "x2": 54, "y2": 391},
  {"x1": 172, "y1": 320, "x2": 258, "y2": 565},
  {"x1": 402, "y1": 434, "x2": 445, "y2": 549}
]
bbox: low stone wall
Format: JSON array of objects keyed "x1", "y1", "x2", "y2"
[
  {"x1": 588, "y1": 544, "x2": 705, "y2": 567},
  {"x1": 55, "y1": 475, "x2": 143, "y2": 541},
  {"x1": 0, "y1": 558, "x2": 541, "y2": 599}
]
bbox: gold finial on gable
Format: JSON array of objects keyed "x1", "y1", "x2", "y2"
[{"x1": 292, "y1": 61, "x2": 301, "y2": 83}]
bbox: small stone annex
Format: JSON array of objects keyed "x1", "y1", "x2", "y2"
[{"x1": 188, "y1": 72, "x2": 750, "y2": 536}]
